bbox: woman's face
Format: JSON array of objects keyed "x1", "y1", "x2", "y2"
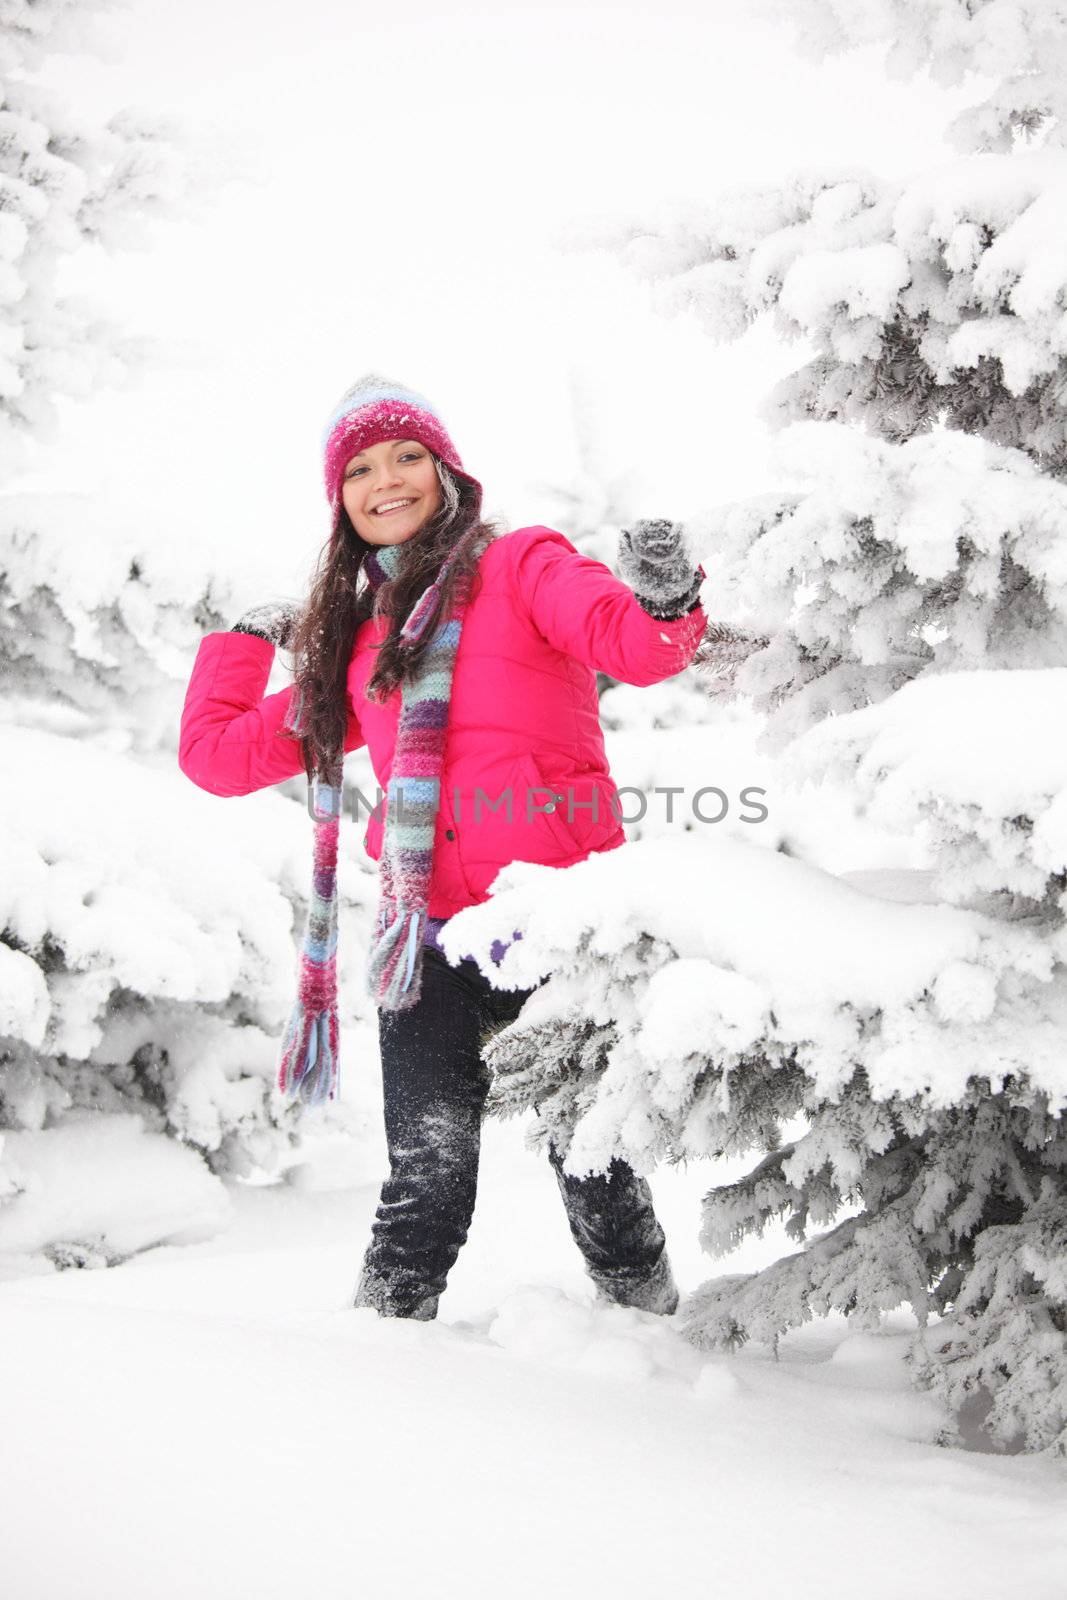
[{"x1": 341, "y1": 437, "x2": 443, "y2": 545}]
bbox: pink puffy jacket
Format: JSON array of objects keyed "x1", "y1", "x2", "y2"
[{"x1": 179, "y1": 526, "x2": 707, "y2": 918}]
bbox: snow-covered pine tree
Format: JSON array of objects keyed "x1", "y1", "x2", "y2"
[
  {"x1": 0, "y1": 3, "x2": 379, "y2": 1270},
  {"x1": 0, "y1": 488, "x2": 383, "y2": 1196},
  {"x1": 457, "y1": 0, "x2": 1067, "y2": 1453},
  {"x1": 0, "y1": 0, "x2": 185, "y2": 466}
]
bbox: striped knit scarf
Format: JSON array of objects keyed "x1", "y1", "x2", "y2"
[{"x1": 276, "y1": 533, "x2": 474, "y2": 1106}]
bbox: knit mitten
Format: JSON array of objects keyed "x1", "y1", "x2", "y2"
[
  {"x1": 618, "y1": 518, "x2": 703, "y2": 621},
  {"x1": 230, "y1": 600, "x2": 301, "y2": 650}
]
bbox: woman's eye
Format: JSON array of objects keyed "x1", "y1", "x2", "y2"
[{"x1": 346, "y1": 451, "x2": 421, "y2": 481}]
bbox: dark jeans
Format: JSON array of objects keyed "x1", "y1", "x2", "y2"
[{"x1": 354, "y1": 944, "x2": 669, "y2": 1318}]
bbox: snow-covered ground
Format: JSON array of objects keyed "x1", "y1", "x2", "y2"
[{"x1": 3, "y1": 1116, "x2": 1064, "y2": 1600}]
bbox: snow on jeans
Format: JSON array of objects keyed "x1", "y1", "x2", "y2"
[{"x1": 354, "y1": 944, "x2": 670, "y2": 1318}]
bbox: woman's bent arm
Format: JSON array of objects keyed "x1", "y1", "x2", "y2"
[
  {"x1": 509, "y1": 526, "x2": 707, "y2": 688},
  {"x1": 178, "y1": 631, "x2": 365, "y2": 797}
]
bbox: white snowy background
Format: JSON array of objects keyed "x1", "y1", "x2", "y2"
[{"x1": 2, "y1": 1, "x2": 1066, "y2": 1596}]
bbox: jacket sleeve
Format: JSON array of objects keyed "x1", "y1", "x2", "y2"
[
  {"x1": 509, "y1": 526, "x2": 707, "y2": 688},
  {"x1": 178, "y1": 631, "x2": 365, "y2": 798}
]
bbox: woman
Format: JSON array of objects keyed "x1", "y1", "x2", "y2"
[{"x1": 179, "y1": 373, "x2": 707, "y2": 1322}]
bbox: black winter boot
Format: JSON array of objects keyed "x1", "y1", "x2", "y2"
[
  {"x1": 546, "y1": 1140, "x2": 680, "y2": 1315},
  {"x1": 352, "y1": 1265, "x2": 440, "y2": 1320},
  {"x1": 588, "y1": 1247, "x2": 680, "y2": 1316}
]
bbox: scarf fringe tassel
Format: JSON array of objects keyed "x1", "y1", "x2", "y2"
[
  {"x1": 365, "y1": 902, "x2": 427, "y2": 1010},
  {"x1": 278, "y1": 1000, "x2": 339, "y2": 1105},
  {"x1": 276, "y1": 775, "x2": 342, "y2": 1106}
]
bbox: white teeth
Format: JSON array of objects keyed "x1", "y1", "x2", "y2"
[{"x1": 374, "y1": 499, "x2": 414, "y2": 514}]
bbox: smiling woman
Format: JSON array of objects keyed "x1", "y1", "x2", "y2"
[{"x1": 177, "y1": 371, "x2": 706, "y2": 1323}]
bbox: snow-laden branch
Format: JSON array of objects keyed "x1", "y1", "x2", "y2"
[
  {"x1": 0, "y1": 725, "x2": 381, "y2": 1182},
  {"x1": 752, "y1": 0, "x2": 1067, "y2": 155},
  {"x1": 679, "y1": 422, "x2": 1067, "y2": 756},
  {"x1": 558, "y1": 150, "x2": 1067, "y2": 469},
  {"x1": 0, "y1": 0, "x2": 194, "y2": 460},
  {"x1": 443, "y1": 835, "x2": 1065, "y2": 1170},
  {"x1": 785, "y1": 663, "x2": 1067, "y2": 911},
  {"x1": 444, "y1": 837, "x2": 1067, "y2": 1450}
]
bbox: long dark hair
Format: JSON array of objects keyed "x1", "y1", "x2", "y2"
[{"x1": 286, "y1": 456, "x2": 505, "y2": 781}]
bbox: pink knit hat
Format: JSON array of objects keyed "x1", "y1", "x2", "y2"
[{"x1": 322, "y1": 373, "x2": 483, "y2": 531}]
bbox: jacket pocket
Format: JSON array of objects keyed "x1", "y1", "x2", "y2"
[{"x1": 511, "y1": 751, "x2": 620, "y2": 858}]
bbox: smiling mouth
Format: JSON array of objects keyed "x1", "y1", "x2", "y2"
[{"x1": 372, "y1": 499, "x2": 416, "y2": 516}]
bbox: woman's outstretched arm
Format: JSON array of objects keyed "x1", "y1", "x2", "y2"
[
  {"x1": 178, "y1": 631, "x2": 365, "y2": 797},
  {"x1": 508, "y1": 525, "x2": 707, "y2": 688}
]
